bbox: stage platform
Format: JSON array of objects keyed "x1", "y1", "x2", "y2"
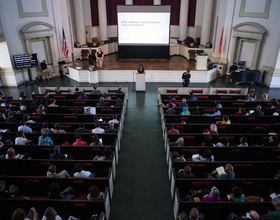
[{"x1": 67, "y1": 54, "x2": 218, "y2": 84}]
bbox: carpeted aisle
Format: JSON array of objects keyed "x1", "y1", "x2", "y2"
[{"x1": 109, "y1": 84, "x2": 174, "y2": 220}]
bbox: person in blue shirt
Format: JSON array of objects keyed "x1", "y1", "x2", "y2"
[
  {"x1": 203, "y1": 107, "x2": 221, "y2": 117},
  {"x1": 188, "y1": 92, "x2": 197, "y2": 100},
  {"x1": 18, "y1": 120, "x2": 32, "y2": 133},
  {"x1": 178, "y1": 98, "x2": 189, "y2": 107}
]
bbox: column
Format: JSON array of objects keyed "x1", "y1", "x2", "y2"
[
  {"x1": 125, "y1": 0, "x2": 133, "y2": 5},
  {"x1": 154, "y1": 0, "x2": 161, "y2": 5},
  {"x1": 251, "y1": 40, "x2": 262, "y2": 69},
  {"x1": 200, "y1": 0, "x2": 213, "y2": 45},
  {"x1": 228, "y1": 36, "x2": 237, "y2": 65},
  {"x1": 178, "y1": 0, "x2": 189, "y2": 41},
  {"x1": 98, "y1": 0, "x2": 108, "y2": 41},
  {"x1": 74, "y1": 0, "x2": 86, "y2": 45}
]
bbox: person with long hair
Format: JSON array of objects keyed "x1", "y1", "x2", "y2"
[
  {"x1": 90, "y1": 135, "x2": 103, "y2": 146},
  {"x1": 25, "y1": 207, "x2": 39, "y2": 220},
  {"x1": 95, "y1": 48, "x2": 104, "y2": 68},
  {"x1": 38, "y1": 130, "x2": 54, "y2": 145},
  {"x1": 42, "y1": 207, "x2": 62, "y2": 220},
  {"x1": 137, "y1": 64, "x2": 145, "y2": 73},
  {"x1": 87, "y1": 185, "x2": 105, "y2": 201},
  {"x1": 177, "y1": 165, "x2": 195, "y2": 178},
  {"x1": 19, "y1": 92, "x2": 28, "y2": 101},
  {"x1": 47, "y1": 182, "x2": 80, "y2": 200},
  {"x1": 37, "y1": 105, "x2": 46, "y2": 114},
  {"x1": 88, "y1": 48, "x2": 94, "y2": 67},
  {"x1": 11, "y1": 208, "x2": 26, "y2": 220}
]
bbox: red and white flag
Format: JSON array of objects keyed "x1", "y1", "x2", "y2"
[{"x1": 62, "y1": 27, "x2": 69, "y2": 57}]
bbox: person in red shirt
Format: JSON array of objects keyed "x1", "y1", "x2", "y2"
[
  {"x1": 168, "y1": 123, "x2": 180, "y2": 134},
  {"x1": 72, "y1": 134, "x2": 87, "y2": 146}
]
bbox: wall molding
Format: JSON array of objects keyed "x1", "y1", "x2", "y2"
[
  {"x1": 17, "y1": 0, "x2": 48, "y2": 18},
  {"x1": 239, "y1": 0, "x2": 271, "y2": 19}
]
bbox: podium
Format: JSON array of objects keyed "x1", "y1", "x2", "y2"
[
  {"x1": 136, "y1": 73, "x2": 146, "y2": 91},
  {"x1": 196, "y1": 55, "x2": 208, "y2": 70}
]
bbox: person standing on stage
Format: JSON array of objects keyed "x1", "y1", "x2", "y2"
[
  {"x1": 88, "y1": 49, "x2": 94, "y2": 67},
  {"x1": 40, "y1": 60, "x2": 52, "y2": 80},
  {"x1": 95, "y1": 48, "x2": 104, "y2": 68},
  {"x1": 182, "y1": 69, "x2": 191, "y2": 87},
  {"x1": 137, "y1": 64, "x2": 145, "y2": 73}
]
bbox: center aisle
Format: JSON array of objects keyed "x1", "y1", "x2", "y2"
[{"x1": 110, "y1": 84, "x2": 174, "y2": 220}]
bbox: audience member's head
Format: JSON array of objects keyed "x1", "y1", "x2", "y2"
[
  {"x1": 240, "y1": 136, "x2": 248, "y2": 144},
  {"x1": 203, "y1": 135, "x2": 212, "y2": 146},
  {"x1": 75, "y1": 163, "x2": 83, "y2": 172},
  {"x1": 182, "y1": 98, "x2": 187, "y2": 104},
  {"x1": 225, "y1": 163, "x2": 234, "y2": 175},
  {"x1": 249, "y1": 210, "x2": 259, "y2": 220},
  {"x1": 109, "y1": 121, "x2": 114, "y2": 129},
  {"x1": 103, "y1": 147, "x2": 113, "y2": 160},
  {"x1": 255, "y1": 105, "x2": 261, "y2": 111},
  {"x1": 189, "y1": 208, "x2": 199, "y2": 220},
  {"x1": 210, "y1": 123, "x2": 217, "y2": 132},
  {"x1": 7, "y1": 147, "x2": 16, "y2": 159},
  {"x1": 54, "y1": 123, "x2": 61, "y2": 130},
  {"x1": 202, "y1": 149, "x2": 212, "y2": 161},
  {"x1": 168, "y1": 103, "x2": 173, "y2": 108},
  {"x1": 209, "y1": 186, "x2": 220, "y2": 199},
  {"x1": 95, "y1": 122, "x2": 100, "y2": 128},
  {"x1": 89, "y1": 185, "x2": 101, "y2": 198},
  {"x1": 75, "y1": 134, "x2": 81, "y2": 140},
  {"x1": 8, "y1": 112, "x2": 14, "y2": 118},
  {"x1": 272, "y1": 197, "x2": 280, "y2": 209},
  {"x1": 223, "y1": 116, "x2": 229, "y2": 122},
  {"x1": 169, "y1": 122, "x2": 174, "y2": 130},
  {"x1": 232, "y1": 186, "x2": 243, "y2": 199},
  {"x1": 79, "y1": 122, "x2": 84, "y2": 128},
  {"x1": 183, "y1": 166, "x2": 192, "y2": 177},
  {"x1": 194, "y1": 106, "x2": 200, "y2": 112},
  {"x1": 11, "y1": 208, "x2": 26, "y2": 220},
  {"x1": 99, "y1": 97, "x2": 104, "y2": 103},
  {"x1": 41, "y1": 130, "x2": 49, "y2": 139},
  {"x1": 48, "y1": 164, "x2": 57, "y2": 174},
  {"x1": 0, "y1": 181, "x2": 5, "y2": 191},
  {"x1": 42, "y1": 122, "x2": 49, "y2": 128},
  {"x1": 221, "y1": 136, "x2": 229, "y2": 146},
  {"x1": 44, "y1": 207, "x2": 57, "y2": 219},
  {"x1": 54, "y1": 146, "x2": 60, "y2": 153}
]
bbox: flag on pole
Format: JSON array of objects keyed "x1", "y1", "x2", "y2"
[
  {"x1": 218, "y1": 28, "x2": 224, "y2": 54},
  {"x1": 62, "y1": 27, "x2": 69, "y2": 57}
]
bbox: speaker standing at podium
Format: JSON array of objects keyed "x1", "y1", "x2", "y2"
[
  {"x1": 137, "y1": 64, "x2": 145, "y2": 73},
  {"x1": 182, "y1": 69, "x2": 191, "y2": 87}
]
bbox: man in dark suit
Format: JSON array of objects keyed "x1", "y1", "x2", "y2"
[
  {"x1": 165, "y1": 103, "x2": 176, "y2": 115},
  {"x1": 114, "y1": 98, "x2": 123, "y2": 107},
  {"x1": 90, "y1": 85, "x2": 102, "y2": 94},
  {"x1": 5, "y1": 112, "x2": 18, "y2": 122},
  {"x1": 250, "y1": 105, "x2": 264, "y2": 115},
  {"x1": 74, "y1": 122, "x2": 90, "y2": 133},
  {"x1": 97, "y1": 97, "x2": 107, "y2": 107},
  {"x1": 49, "y1": 146, "x2": 66, "y2": 159}
]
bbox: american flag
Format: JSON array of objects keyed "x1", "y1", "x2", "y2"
[{"x1": 62, "y1": 27, "x2": 69, "y2": 57}]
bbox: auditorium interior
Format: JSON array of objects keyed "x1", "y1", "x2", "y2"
[{"x1": 1, "y1": 0, "x2": 280, "y2": 220}]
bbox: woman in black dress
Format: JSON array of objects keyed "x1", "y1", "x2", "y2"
[
  {"x1": 95, "y1": 48, "x2": 104, "y2": 68},
  {"x1": 137, "y1": 64, "x2": 145, "y2": 73},
  {"x1": 88, "y1": 49, "x2": 94, "y2": 67}
]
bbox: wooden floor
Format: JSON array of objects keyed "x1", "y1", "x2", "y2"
[{"x1": 74, "y1": 53, "x2": 200, "y2": 71}]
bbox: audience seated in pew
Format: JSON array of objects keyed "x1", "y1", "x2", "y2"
[
  {"x1": 203, "y1": 107, "x2": 221, "y2": 117},
  {"x1": 263, "y1": 135, "x2": 279, "y2": 146},
  {"x1": 228, "y1": 186, "x2": 245, "y2": 202},
  {"x1": 42, "y1": 207, "x2": 61, "y2": 220},
  {"x1": 15, "y1": 131, "x2": 32, "y2": 145},
  {"x1": 87, "y1": 185, "x2": 105, "y2": 201},
  {"x1": 192, "y1": 149, "x2": 214, "y2": 162},
  {"x1": 19, "y1": 92, "x2": 28, "y2": 101},
  {"x1": 237, "y1": 137, "x2": 248, "y2": 147},
  {"x1": 227, "y1": 210, "x2": 259, "y2": 220},
  {"x1": 72, "y1": 134, "x2": 87, "y2": 146},
  {"x1": 92, "y1": 122, "x2": 105, "y2": 134},
  {"x1": 191, "y1": 106, "x2": 201, "y2": 115},
  {"x1": 55, "y1": 86, "x2": 61, "y2": 94},
  {"x1": 102, "y1": 93, "x2": 111, "y2": 100},
  {"x1": 47, "y1": 182, "x2": 81, "y2": 200},
  {"x1": 23, "y1": 114, "x2": 35, "y2": 124},
  {"x1": 263, "y1": 197, "x2": 280, "y2": 220},
  {"x1": 170, "y1": 136, "x2": 184, "y2": 146},
  {"x1": 179, "y1": 98, "x2": 189, "y2": 107},
  {"x1": 188, "y1": 92, "x2": 197, "y2": 101},
  {"x1": 238, "y1": 93, "x2": 255, "y2": 102},
  {"x1": 76, "y1": 92, "x2": 88, "y2": 100},
  {"x1": 49, "y1": 98, "x2": 58, "y2": 107},
  {"x1": 165, "y1": 103, "x2": 176, "y2": 115},
  {"x1": 18, "y1": 120, "x2": 32, "y2": 133},
  {"x1": 201, "y1": 135, "x2": 214, "y2": 147},
  {"x1": 53, "y1": 123, "x2": 66, "y2": 134},
  {"x1": 250, "y1": 105, "x2": 265, "y2": 115},
  {"x1": 5, "y1": 112, "x2": 18, "y2": 122},
  {"x1": 41, "y1": 122, "x2": 54, "y2": 134},
  {"x1": 207, "y1": 163, "x2": 235, "y2": 179},
  {"x1": 36, "y1": 105, "x2": 46, "y2": 114},
  {"x1": 182, "y1": 208, "x2": 204, "y2": 220},
  {"x1": 30, "y1": 97, "x2": 40, "y2": 107},
  {"x1": 93, "y1": 147, "x2": 113, "y2": 161},
  {"x1": 260, "y1": 93, "x2": 269, "y2": 102},
  {"x1": 74, "y1": 88, "x2": 83, "y2": 95},
  {"x1": 49, "y1": 146, "x2": 66, "y2": 160},
  {"x1": 214, "y1": 136, "x2": 229, "y2": 147},
  {"x1": 177, "y1": 166, "x2": 195, "y2": 178},
  {"x1": 74, "y1": 122, "x2": 90, "y2": 133},
  {"x1": 215, "y1": 100, "x2": 222, "y2": 109},
  {"x1": 4, "y1": 147, "x2": 30, "y2": 160},
  {"x1": 90, "y1": 135, "x2": 103, "y2": 146},
  {"x1": 168, "y1": 123, "x2": 180, "y2": 134},
  {"x1": 105, "y1": 121, "x2": 118, "y2": 133},
  {"x1": 47, "y1": 164, "x2": 70, "y2": 178},
  {"x1": 116, "y1": 86, "x2": 123, "y2": 94},
  {"x1": 180, "y1": 107, "x2": 190, "y2": 115},
  {"x1": 203, "y1": 124, "x2": 218, "y2": 134},
  {"x1": 90, "y1": 85, "x2": 102, "y2": 94},
  {"x1": 172, "y1": 151, "x2": 186, "y2": 162},
  {"x1": 114, "y1": 98, "x2": 123, "y2": 107},
  {"x1": 38, "y1": 130, "x2": 53, "y2": 146},
  {"x1": 74, "y1": 163, "x2": 95, "y2": 178},
  {"x1": 0, "y1": 181, "x2": 15, "y2": 198},
  {"x1": 97, "y1": 97, "x2": 107, "y2": 107},
  {"x1": 216, "y1": 116, "x2": 231, "y2": 124},
  {"x1": 190, "y1": 186, "x2": 220, "y2": 202}
]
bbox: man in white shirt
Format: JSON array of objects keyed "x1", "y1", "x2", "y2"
[
  {"x1": 108, "y1": 113, "x2": 119, "y2": 124},
  {"x1": 74, "y1": 163, "x2": 95, "y2": 178},
  {"x1": 92, "y1": 122, "x2": 105, "y2": 133},
  {"x1": 15, "y1": 131, "x2": 30, "y2": 145}
]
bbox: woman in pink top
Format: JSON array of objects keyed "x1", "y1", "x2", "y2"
[
  {"x1": 203, "y1": 124, "x2": 218, "y2": 134},
  {"x1": 190, "y1": 186, "x2": 220, "y2": 201},
  {"x1": 167, "y1": 123, "x2": 180, "y2": 134}
]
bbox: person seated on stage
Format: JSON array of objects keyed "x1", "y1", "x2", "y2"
[
  {"x1": 214, "y1": 136, "x2": 229, "y2": 147},
  {"x1": 76, "y1": 92, "x2": 88, "y2": 100},
  {"x1": 108, "y1": 113, "x2": 119, "y2": 124},
  {"x1": 263, "y1": 135, "x2": 279, "y2": 147},
  {"x1": 191, "y1": 106, "x2": 201, "y2": 115},
  {"x1": 49, "y1": 98, "x2": 58, "y2": 107},
  {"x1": 74, "y1": 87, "x2": 83, "y2": 95},
  {"x1": 72, "y1": 134, "x2": 87, "y2": 146},
  {"x1": 235, "y1": 108, "x2": 247, "y2": 115},
  {"x1": 137, "y1": 64, "x2": 145, "y2": 73},
  {"x1": 215, "y1": 100, "x2": 222, "y2": 109},
  {"x1": 263, "y1": 197, "x2": 280, "y2": 220},
  {"x1": 5, "y1": 112, "x2": 18, "y2": 122},
  {"x1": 40, "y1": 60, "x2": 53, "y2": 80},
  {"x1": 116, "y1": 86, "x2": 124, "y2": 94},
  {"x1": 188, "y1": 92, "x2": 197, "y2": 100},
  {"x1": 97, "y1": 97, "x2": 107, "y2": 107},
  {"x1": 216, "y1": 115, "x2": 231, "y2": 124},
  {"x1": 177, "y1": 165, "x2": 195, "y2": 178},
  {"x1": 203, "y1": 107, "x2": 221, "y2": 117},
  {"x1": 260, "y1": 93, "x2": 269, "y2": 101},
  {"x1": 237, "y1": 136, "x2": 248, "y2": 147},
  {"x1": 114, "y1": 98, "x2": 123, "y2": 107},
  {"x1": 18, "y1": 120, "x2": 32, "y2": 133},
  {"x1": 37, "y1": 105, "x2": 46, "y2": 114},
  {"x1": 88, "y1": 48, "x2": 94, "y2": 67},
  {"x1": 238, "y1": 93, "x2": 255, "y2": 102},
  {"x1": 87, "y1": 185, "x2": 105, "y2": 201},
  {"x1": 49, "y1": 146, "x2": 66, "y2": 160},
  {"x1": 30, "y1": 97, "x2": 40, "y2": 107},
  {"x1": 105, "y1": 121, "x2": 118, "y2": 133},
  {"x1": 179, "y1": 98, "x2": 189, "y2": 107},
  {"x1": 74, "y1": 163, "x2": 95, "y2": 178},
  {"x1": 38, "y1": 130, "x2": 54, "y2": 146},
  {"x1": 168, "y1": 123, "x2": 180, "y2": 134},
  {"x1": 181, "y1": 208, "x2": 205, "y2": 220},
  {"x1": 250, "y1": 105, "x2": 264, "y2": 115},
  {"x1": 92, "y1": 122, "x2": 105, "y2": 134},
  {"x1": 47, "y1": 164, "x2": 70, "y2": 178},
  {"x1": 19, "y1": 91, "x2": 28, "y2": 101},
  {"x1": 55, "y1": 86, "x2": 61, "y2": 94},
  {"x1": 226, "y1": 62, "x2": 238, "y2": 76},
  {"x1": 95, "y1": 48, "x2": 104, "y2": 68},
  {"x1": 102, "y1": 93, "x2": 111, "y2": 100},
  {"x1": 74, "y1": 122, "x2": 90, "y2": 133},
  {"x1": 90, "y1": 85, "x2": 102, "y2": 94},
  {"x1": 165, "y1": 103, "x2": 176, "y2": 115}
]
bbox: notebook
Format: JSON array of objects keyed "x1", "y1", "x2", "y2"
[{"x1": 216, "y1": 166, "x2": 225, "y2": 175}]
